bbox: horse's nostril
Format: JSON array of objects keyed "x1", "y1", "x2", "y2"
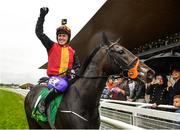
[{"x1": 146, "y1": 70, "x2": 155, "y2": 83}]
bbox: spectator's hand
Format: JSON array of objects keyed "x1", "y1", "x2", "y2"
[
  {"x1": 167, "y1": 81, "x2": 173, "y2": 87},
  {"x1": 151, "y1": 103, "x2": 158, "y2": 108},
  {"x1": 117, "y1": 88, "x2": 125, "y2": 95},
  {"x1": 150, "y1": 78, "x2": 155, "y2": 85},
  {"x1": 153, "y1": 79, "x2": 160, "y2": 85},
  {"x1": 117, "y1": 88, "x2": 121, "y2": 93},
  {"x1": 167, "y1": 81, "x2": 173, "y2": 91},
  {"x1": 111, "y1": 87, "x2": 118, "y2": 93},
  {"x1": 151, "y1": 78, "x2": 159, "y2": 85},
  {"x1": 40, "y1": 7, "x2": 49, "y2": 18},
  {"x1": 127, "y1": 99, "x2": 133, "y2": 102}
]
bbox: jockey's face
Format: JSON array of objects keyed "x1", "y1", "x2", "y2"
[{"x1": 57, "y1": 33, "x2": 69, "y2": 45}]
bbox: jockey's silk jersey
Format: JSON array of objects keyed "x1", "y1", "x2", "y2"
[{"x1": 47, "y1": 43, "x2": 75, "y2": 76}]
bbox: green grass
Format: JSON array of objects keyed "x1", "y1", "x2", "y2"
[{"x1": 0, "y1": 89, "x2": 29, "y2": 129}]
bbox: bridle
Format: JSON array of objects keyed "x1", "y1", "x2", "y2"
[{"x1": 106, "y1": 42, "x2": 140, "y2": 79}]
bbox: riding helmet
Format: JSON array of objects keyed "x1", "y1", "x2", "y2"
[{"x1": 56, "y1": 19, "x2": 71, "y2": 43}]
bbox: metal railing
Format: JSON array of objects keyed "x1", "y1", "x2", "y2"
[{"x1": 100, "y1": 99, "x2": 180, "y2": 129}]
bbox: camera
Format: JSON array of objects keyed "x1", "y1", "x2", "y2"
[{"x1": 62, "y1": 19, "x2": 67, "y2": 25}]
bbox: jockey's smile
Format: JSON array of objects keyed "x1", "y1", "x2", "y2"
[{"x1": 58, "y1": 34, "x2": 69, "y2": 45}]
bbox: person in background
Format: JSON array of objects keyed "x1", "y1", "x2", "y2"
[
  {"x1": 173, "y1": 95, "x2": 180, "y2": 124},
  {"x1": 128, "y1": 80, "x2": 146, "y2": 103},
  {"x1": 173, "y1": 95, "x2": 180, "y2": 112},
  {"x1": 110, "y1": 77, "x2": 130, "y2": 101},
  {"x1": 101, "y1": 86, "x2": 111, "y2": 99},
  {"x1": 35, "y1": 7, "x2": 80, "y2": 113},
  {"x1": 101, "y1": 77, "x2": 115, "y2": 99},
  {"x1": 127, "y1": 79, "x2": 135, "y2": 99},
  {"x1": 106, "y1": 77, "x2": 115, "y2": 90},
  {"x1": 167, "y1": 63, "x2": 180, "y2": 105},
  {"x1": 146, "y1": 74, "x2": 169, "y2": 107}
]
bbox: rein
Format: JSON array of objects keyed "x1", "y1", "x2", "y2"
[{"x1": 73, "y1": 73, "x2": 109, "y2": 79}]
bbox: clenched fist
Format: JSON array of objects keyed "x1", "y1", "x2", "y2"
[{"x1": 40, "y1": 7, "x2": 49, "y2": 18}]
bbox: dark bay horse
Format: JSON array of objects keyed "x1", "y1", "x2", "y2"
[{"x1": 25, "y1": 33, "x2": 154, "y2": 129}]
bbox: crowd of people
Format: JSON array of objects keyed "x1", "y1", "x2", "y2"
[{"x1": 101, "y1": 64, "x2": 180, "y2": 111}]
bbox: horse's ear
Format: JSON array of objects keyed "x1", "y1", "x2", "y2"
[{"x1": 102, "y1": 32, "x2": 109, "y2": 45}]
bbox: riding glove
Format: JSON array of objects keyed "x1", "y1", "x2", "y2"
[{"x1": 40, "y1": 7, "x2": 49, "y2": 18}]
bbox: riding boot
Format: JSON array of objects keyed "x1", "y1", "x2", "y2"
[
  {"x1": 38, "y1": 88, "x2": 56, "y2": 114},
  {"x1": 44, "y1": 88, "x2": 57, "y2": 114}
]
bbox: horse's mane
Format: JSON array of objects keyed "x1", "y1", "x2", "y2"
[{"x1": 79, "y1": 45, "x2": 101, "y2": 75}]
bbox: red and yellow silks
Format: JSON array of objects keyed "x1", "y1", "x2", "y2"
[{"x1": 47, "y1": 43, "x2": 75, "y2": 76}]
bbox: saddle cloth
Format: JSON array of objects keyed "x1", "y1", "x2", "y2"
[{"x1": 31, "y1": 87, "x2": 63, "y2": 125}]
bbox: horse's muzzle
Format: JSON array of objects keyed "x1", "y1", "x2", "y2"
[{"x1": 137, "y1": 60, "x2": 155, "y2": 83}]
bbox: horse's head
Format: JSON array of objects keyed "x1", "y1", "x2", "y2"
[{"x1": 99, "y1": 33, "x2": 155, "y2": 83}]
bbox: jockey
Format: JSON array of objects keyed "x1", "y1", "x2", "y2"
[{"x1": 36, "y1": 7, "x2": 80, "y2": 113}]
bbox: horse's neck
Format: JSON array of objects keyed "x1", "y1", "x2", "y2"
[{"x1": 77, "y1": 51, "x2": 107, "y2": 105}]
